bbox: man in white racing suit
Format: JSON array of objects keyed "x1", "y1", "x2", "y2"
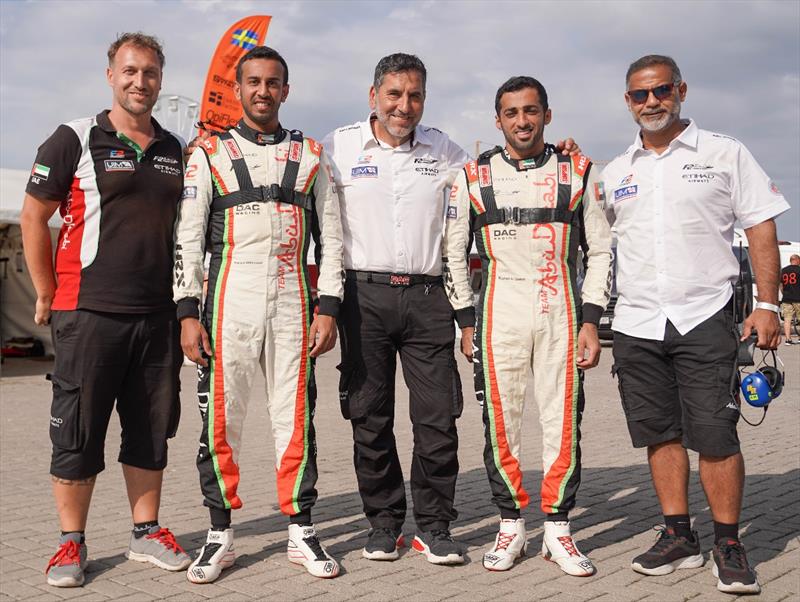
[
  {"x1": 173, "y1": 46, "x2": 343, "y2": 582},
  {"x1": 443, "y1": 76, "x2": 612, "y2": 575}
]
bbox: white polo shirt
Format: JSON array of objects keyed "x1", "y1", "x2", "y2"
[
  {"x1": 322, "y1": 117, "x2": 470, "y2": 275},
  {"x1": 603, "y1": 119, "x2": 790, "y2": 340}
]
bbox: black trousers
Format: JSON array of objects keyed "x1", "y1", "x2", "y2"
[{"x1": 337, "y1": 278, "x2": 463, "y2": 532}]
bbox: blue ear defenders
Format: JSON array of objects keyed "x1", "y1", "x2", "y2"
[
  {"x1": 741, "y1": 365, "x2": 784, "y2": 407},
  {"x1": 737, "y1": 350, "x2": 784, "y2": 425}
]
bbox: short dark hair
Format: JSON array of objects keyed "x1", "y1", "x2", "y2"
[
  {"x1": 625, "y1": 55, "x2": 682, "y2": 86},
  {"x1": 373, "y1": 53, "x2": 427, "y2": 92},
  {"x1": 236, "y1": 46, "x2": 289, "y2": 84},
  {"x1": 108, "y1": 32, "x2": 165, "y2": 68},
  {"x1": 494, "y1": 76, "x2": 548, "y2": 115}
]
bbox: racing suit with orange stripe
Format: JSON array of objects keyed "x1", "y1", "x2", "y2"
[
  {"x1": 442, "y1": 146, "x2": 612, "y2": 516},
  {"x1": 173, "y1": 121, "x2": 343, "y2": 518}
]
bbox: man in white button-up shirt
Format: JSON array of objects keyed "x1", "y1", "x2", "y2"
[
  {"x1": 603, "y1": 55, "x2": 789, "y2": 596},
  {"x1": 323, "y1": 53, "x2": 470, "y2": 565}
]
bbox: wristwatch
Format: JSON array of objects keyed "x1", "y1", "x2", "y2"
[{"x1": 754, "y1": 301, "x2": 780, "y2": 314}]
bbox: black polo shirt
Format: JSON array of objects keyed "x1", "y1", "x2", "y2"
[{"x1": 26, "y1": 110, "x2": 184, "y2": 313}]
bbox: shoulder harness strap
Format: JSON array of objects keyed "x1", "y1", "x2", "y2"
[
  {"x1": 210, "y1": 129, "x2": 313, "y2": 213},
  {"x1": 471, "y1": 152, "x2": 580, "y2": 231}
]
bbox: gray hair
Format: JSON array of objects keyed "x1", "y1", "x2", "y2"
[
  {"x1": 626, "y1": 55, "x2": 682, "y2": 86},
  {"x1": 373, "y1": 53, "x2": 427, "y2": 92}
]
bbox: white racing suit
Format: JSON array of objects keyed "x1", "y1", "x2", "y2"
[
  {"x1": 443, "y1": 147, "x2": 612, "y2": 515},
  {"x1": 173, "y1": 121, "x2": 343, "y2": 517}
]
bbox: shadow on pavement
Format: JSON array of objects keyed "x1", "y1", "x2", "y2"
[{"x1": 86, "y1": 465, "x2": 799, "y2": 582}]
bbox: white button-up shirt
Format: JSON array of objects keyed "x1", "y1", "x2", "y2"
[
  {"x1": 603, "y1": 119, "x2": 790, "y2": 339},
  {"x1": 322, "y1": 117, "x2": 470, "y2": 275}
]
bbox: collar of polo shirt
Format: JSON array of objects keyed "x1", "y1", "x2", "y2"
[{"x1": 361, "y1": 114, "x2": 434, "y2": 151}]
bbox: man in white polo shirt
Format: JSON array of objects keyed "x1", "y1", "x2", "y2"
[
  {"x1": 323, "y1": 53, "x2": 470, "y2": 565},
  {"x1": 603, "y1": 54, "x2": 788, "y2": 596}
]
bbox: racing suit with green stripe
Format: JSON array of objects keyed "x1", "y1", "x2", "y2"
[
  {"x1": 442, "y1": 147, "x2": 612, "y2": 515},
  {"x1": 173, "y1": 121, "x2": 343, "y2": 517}
]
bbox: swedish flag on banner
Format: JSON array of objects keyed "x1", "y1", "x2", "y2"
[{"x1": 231, "y1": 28, "x2": 259, "y2": 49}]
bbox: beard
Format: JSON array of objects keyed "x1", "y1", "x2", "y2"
[
  {"x1": 635, "y1": 102, "x2": 681, "y2": 133},
  {"x1": 242, "y1": 98, "x2": 279, "y2": 130},
  {"x1": 374, "y1": 105, "x2": 418, "y2": 140},
  {"x1": 118, "y1": 89, "x2": 157, "y2": 116}
]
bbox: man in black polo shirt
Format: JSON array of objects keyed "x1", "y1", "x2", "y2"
[{"x1": 20, "y1": 33, "x2": 190, "y2": 588}]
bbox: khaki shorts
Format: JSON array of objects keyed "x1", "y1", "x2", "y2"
[{"x1": 781, "y1": 302, "x2": 800, "y2": 321}]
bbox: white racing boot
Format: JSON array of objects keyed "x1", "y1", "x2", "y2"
[
  {"x1": 187, "y1": 528, "x2": 235, "y2": 584},
  {"x1": 483, "y1": 518, "x2": 527, "y2": 571},
  {"x1": 542, "y1": 521, "x2": 596, "y2": 577},
  {"x1": 287, "y1": 524, "x2": 339, "y2": 578}
]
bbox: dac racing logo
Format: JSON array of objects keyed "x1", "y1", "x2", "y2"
[
  {"x1": 492, "y1": 228, "x2": 517, "y2": 240},
  {"x1": 235, "y1": 203, "x2": 261, "y2": 215}
]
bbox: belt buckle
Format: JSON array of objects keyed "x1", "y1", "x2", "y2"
[
  {"x1": 268, "y1": 183, "x2": 283, "y2": 201},
  {"x1": 503, "y1": 207, "x2": 520, "y2": 225},
  {"x1": 389, "y1": 274, "x2": 411, "y2": 286}
]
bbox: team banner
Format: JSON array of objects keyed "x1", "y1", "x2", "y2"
[{"x1": 199, "y1": 15, "x2": 272, "y2": 132}]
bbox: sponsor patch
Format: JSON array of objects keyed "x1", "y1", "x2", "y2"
[
  {"x1": 202, "y1": 137, "x2": 218, "y2": 156},
  {"x1": 356, "y1": 154, "x2": 373, "y2": 164},
  {"x1": 31, "y1": 163, "x2": 50, "y2": 180},
  {"x1": 154, "y1": 164, "x2": 181, "y2": 177},
  {"x1": 465, "y1": 161, "x2": 478, "y2": 182},
  {"x1": 154, "y1": 155, "x2": 179, "y2": 164},
  {"x1": 104, "y1": 159, "x2": 135, "y2": 172},
  {"x1": 558, "y1": 162, "x2": 570, "y2": 185},
  {"x1": 109, "y1": 150, "x2": 125, "y2": 158},
  {"x1": 613, "y1": 185, "x2": 638, "y2": 202},
  {"x1": 449, "y1": 184, "x2": 459, "y2": 199},
  {"x1": 769, "y1": 180, "x2": 781, "y2": 195},
  {"x1": 223, "y1": 139, "x2": 242, "y2": 160},
  {"x1": 619, "y1": 174, "x2": 633, "y2": 185},
  {"x1": 478, "y1": 164, "x2": 491, "y2": 187},
  {"x1": 683, "y1": 163, "x2": 713, "y2": 170},
  {"x1": 447, "y1": 205, "x2": 458, "y2": 219},
  {"x1": 414, "y1": 157, "x2": 437, "y2": 164},
  {"x1": 682, "y1": 173, "x2": 715, "y2": 183},
  {"x1": 182, "y1": 186, "x2": 197, "y2": 199},
  {"x1": 289, "y1": 140, "x2": 302, "y2": 162},
  {"x1": 573, "y1": 154, "x2": 589, "y2": 176},
  {"x1": 351, "y1": 165, "x2": 378, "y2": 178},
  {"x1": 307, "y1": 138, "x2": 322, "y2": 157}
]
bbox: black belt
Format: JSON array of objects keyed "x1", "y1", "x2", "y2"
[{"x1": 345, "y1": 270, "x2": 442, "y2": 287}]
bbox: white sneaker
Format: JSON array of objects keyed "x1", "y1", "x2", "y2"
[
  {"x1": 186, "y1": 529, "x2": 235, "y2": 584},
  {"x1": 542, "y1": 521, "x2": 596, "y2": 577},
  {"x1": 287, "y1": 524, "x2": 339, "y2": 579},
  {"x1": 483, "y1": 518, "x2": 527, "y2": 571}
]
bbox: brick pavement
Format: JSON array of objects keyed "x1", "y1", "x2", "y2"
[{"x1": 1, "y1": 344, "x2": 798, "y2": 601}]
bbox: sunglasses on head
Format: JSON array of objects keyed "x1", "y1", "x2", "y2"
[{"x1": 626, "y1": 82, "x2": 679, "y2": 104}]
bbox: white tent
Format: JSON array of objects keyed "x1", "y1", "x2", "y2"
[{"x1": 0, "y1": 167, "x2": 60, "y2": 355}]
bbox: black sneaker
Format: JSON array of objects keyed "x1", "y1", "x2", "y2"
[
  {"x1": 712, "y1": 539, "x2": 761, "y2": 594},
  {"x1": 412, "y1": 529, "x2": 464, "y2": 565},
  {"x1": 631, "y1": 527, "x2": 704, "y2": 576},
  {"x1": 362, "y1": 528, "x2": 404, "y2": 561}
]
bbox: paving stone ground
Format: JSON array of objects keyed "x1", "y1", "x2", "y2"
[{"x1": 1, "y1": 342, "x2": 798, "y2": 601}]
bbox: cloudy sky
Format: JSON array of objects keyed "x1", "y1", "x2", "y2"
[{"x1": 1, "y1": 0, "x2": 798, "y2": 238}]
